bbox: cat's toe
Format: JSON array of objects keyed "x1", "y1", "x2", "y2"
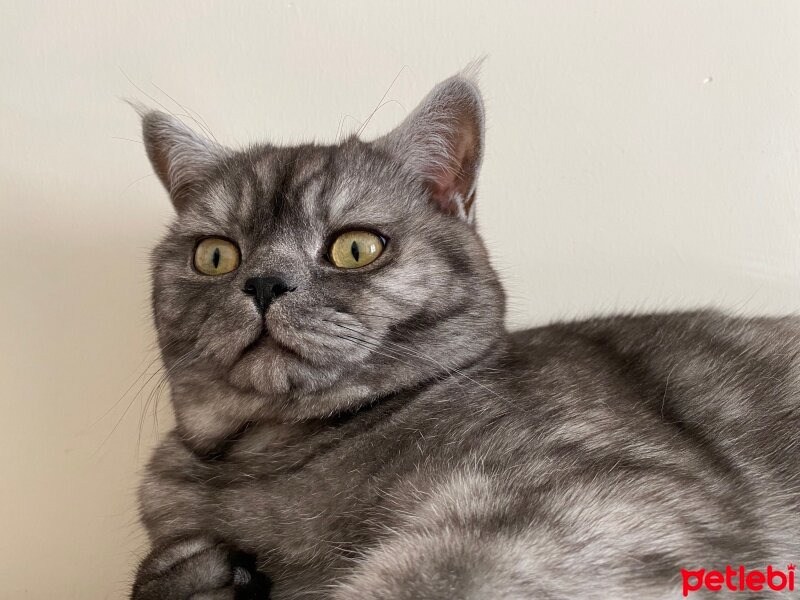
[{"x1": 131, "y1": 537, "x2": 270, "y2": 600}]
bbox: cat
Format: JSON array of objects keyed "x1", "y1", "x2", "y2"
[{"x1": 130, "y1": 68, "x2": 800, "y2": 599}]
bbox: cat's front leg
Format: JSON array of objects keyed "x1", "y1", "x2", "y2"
[{"x1": 131, "y1": 536, "x2": 271, "y2": 600}]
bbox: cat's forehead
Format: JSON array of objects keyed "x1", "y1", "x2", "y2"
[{"x1": 182, "y1": 141, "x2": 412, "y2": 237}]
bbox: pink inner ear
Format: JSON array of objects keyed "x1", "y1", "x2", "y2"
[
  {"x1": 426, "y1": 120, "x2": 479, "y2": 216},
  {"x1": 428, "y1": 177, "x2": 456, "y2": 213}
]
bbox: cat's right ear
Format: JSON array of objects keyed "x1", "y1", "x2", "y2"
[{"x1": 140, "y1": 111, "x2": 228, "y2": 212}]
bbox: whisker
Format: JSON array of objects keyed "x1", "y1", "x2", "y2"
[
  {"x1": 90, "y1": 354, "x2": 162, "y2": 428},
  {"x1": 336, "y1": 310, "x2": 398, "y2": 320},
  {"x1": 333, "y1": 332, "x2": 426, "y2": 374},
  {"x1": 95, "y1": 365, "x2": 166, "y2": 455},
  {"x1": 95, "y1": 346, "x2": 197, "y2": 456},
  {"x1": 356, "y1": 65, "x2": 409, "y2": 138},
  {"x1": 336, "y1": 114, "x2": 364, "y2": 142},
  {"x1": 319, "y1": 320, "x2": 473, "y2": 394},
  {"x1": 135, "y1": 349, "x2": 200, "y2": 453},
  {"x1": 150, "y1": 81, "x2": 220, "y2": 144},
  {"x1": 119, "y1": 67, "x2": 178, "y2": 117},
  {"x1": 308, "y1": 321, "x2": 428, "y2": 373},
  {"x1": 111, "y1": 136, "x2": 144, "y2": 144},
  {"x1": 90, "y1": 339, "x2": 181, "y2": 428},
  {"x1": 124, "y1": 173, "x2": 156, "y2": 192},
  {"x1": 326, "y1": 320, "x2": 514, "y2": 407}
]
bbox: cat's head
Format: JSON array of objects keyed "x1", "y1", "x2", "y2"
[{"x1": 143, "y1": 71, "x2": 506, "y2": 443}]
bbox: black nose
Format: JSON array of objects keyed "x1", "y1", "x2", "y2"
[{"x1": 243, "y1": 276, "x2": 291, "y2": 313}]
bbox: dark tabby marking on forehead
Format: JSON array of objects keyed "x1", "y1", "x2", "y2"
[{"x1": 131, "y1": 67, "x2": 800, "y2": 600}]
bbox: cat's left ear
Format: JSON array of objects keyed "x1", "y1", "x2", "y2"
[{"x1": 375, "y1": 68, "x2": 485, "y2": 222}]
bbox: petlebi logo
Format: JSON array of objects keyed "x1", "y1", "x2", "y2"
[{"x1": 681, "y1": 565, "x2": 795, "y2": 596}]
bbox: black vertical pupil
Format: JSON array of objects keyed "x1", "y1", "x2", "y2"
[
  {"x1": 351, "y1": 241, "x2": 360, "y2": 262},
  {"x1": 212, "y1": 247, "x2": 221, "y2": 268}
]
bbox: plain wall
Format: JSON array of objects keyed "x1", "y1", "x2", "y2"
[{"x1": 2, "y1": 1, "x2": 799, "y2": 597}]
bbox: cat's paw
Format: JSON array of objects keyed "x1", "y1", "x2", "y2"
[{"x1": 131, "y1": 536, "x2": 271, "y2": 600}]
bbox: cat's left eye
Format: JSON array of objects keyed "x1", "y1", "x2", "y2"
[
  {"x1": 329, "y1": 230, "x2": 385, "y2": 269},
  {"x1": 194, "y1": 237, "x2": 240, "y2": 275}
]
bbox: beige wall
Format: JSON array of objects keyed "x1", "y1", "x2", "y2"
[{"x1": 2, "y1": 1, "x2": 800, "y2": 597}]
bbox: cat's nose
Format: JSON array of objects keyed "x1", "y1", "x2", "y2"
[{"x1": 243, "y1": 276, "x2": 292, "y2": 313}]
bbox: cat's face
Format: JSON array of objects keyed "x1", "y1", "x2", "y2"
[{"x1": 144, "y1": 73, "x2": 505, "y2": 434}]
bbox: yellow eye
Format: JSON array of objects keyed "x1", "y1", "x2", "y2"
[
  {"x1": 329, "y1": 230, "x2": 385, "y2": 269},
  {"x1": 194, "y1": 238, "x2": 240, "y2": 275}
]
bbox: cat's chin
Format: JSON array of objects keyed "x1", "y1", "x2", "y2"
[{"x1": 227, "y1": 335, "x2": 295, "y2": 395}]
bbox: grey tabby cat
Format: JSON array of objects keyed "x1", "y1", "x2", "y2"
[{"x1": 130, "y1": 69, "x2": 800, "y2": 599}]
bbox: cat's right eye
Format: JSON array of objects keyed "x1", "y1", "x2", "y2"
[{"x1": 194, "y1": 238, "x2": 240, "y2": 275}]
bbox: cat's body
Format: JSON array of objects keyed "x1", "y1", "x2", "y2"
[
  {"x1": 131, "y1": 71, "x2": 800, "y2": 599},
  {"x1": 136, "y1": 311, "x2": 800, "y2": 599}
]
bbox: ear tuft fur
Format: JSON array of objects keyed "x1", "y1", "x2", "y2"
[{"x1": 140, "y1": 110, "x2": 228, "y2": 211}]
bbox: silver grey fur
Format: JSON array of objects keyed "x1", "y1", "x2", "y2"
[{"x1": 130, "y1": 71, "x2": 800, "y2": 599}]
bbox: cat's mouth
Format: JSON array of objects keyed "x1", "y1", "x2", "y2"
[
  {"x1": 240, "y1": 328, "x2": 269, "y2": 357},
  {"x1": 238, "y1": 325, "x2": 301, "y2": 362}
]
